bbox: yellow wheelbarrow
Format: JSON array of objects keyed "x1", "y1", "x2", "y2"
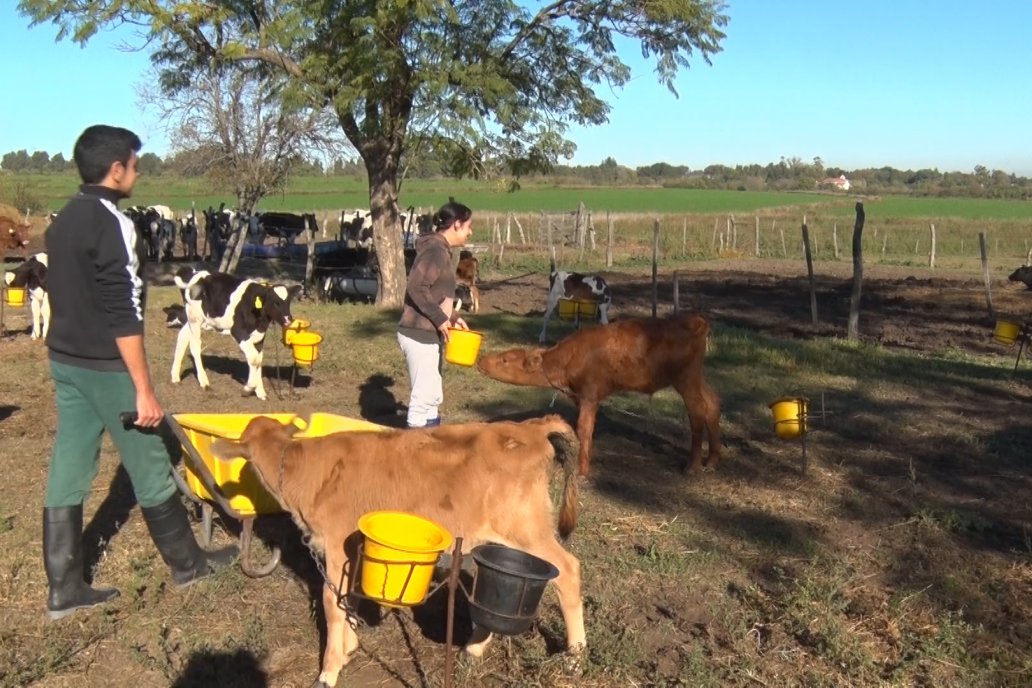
[{"x1": 121, "y1": 411, "x2": 384, "y2": 577}]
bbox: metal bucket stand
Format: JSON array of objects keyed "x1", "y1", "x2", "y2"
[{"x1": 340, "y1": 536, "x2": 554, "y2": 688}]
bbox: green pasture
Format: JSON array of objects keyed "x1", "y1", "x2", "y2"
[{"x1": 4, "y1": 171, "x2": 1031, "y2": 220}]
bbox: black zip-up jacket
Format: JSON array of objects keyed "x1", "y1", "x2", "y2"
[{"x1": 45, "y1": 185, "x2": 148, "y2": 371}]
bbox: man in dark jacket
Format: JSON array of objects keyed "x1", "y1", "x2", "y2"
[{"x1": 43, "y1": 125, "x2": 236, "y2": 621}]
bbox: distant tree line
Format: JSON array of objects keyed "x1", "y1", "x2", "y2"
[{"x1": 3, "y1": 148, "x2": 1031, "y2": 200}]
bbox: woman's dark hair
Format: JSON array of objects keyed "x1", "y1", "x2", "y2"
[
  {"x1": 73, "y1": 125, "x2": 143, "y2": 184},
  {"x1": 432, "y1": 199, "x2": 472, "y2": 232}
]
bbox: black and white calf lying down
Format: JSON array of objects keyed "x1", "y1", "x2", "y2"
[
  {"x1": 171, "y1": 268, "x2": 301, "y2": 400},
  {"x1": 4, "y1": 252, "x2": 50, "y2": 340}
]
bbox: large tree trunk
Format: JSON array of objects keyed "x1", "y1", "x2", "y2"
[{"x1": 367, "y1": 157, "x2": 407, "y2": 308}]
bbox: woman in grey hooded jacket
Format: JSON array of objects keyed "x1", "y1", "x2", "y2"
[{"x1": 396, "y1": 200, "x2": 473, "y2": 428}]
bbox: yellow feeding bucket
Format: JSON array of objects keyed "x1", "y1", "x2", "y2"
[
  {"x1": 444, "y1": 328, "x2": 483, "y2": 366},
  {"x1": 576, "y1": 299, "x2": 599, "y2": 320},
  {"x1": 558, "y1": 298, "x2": 599, "y2": 322},
  {"x1": 3, "y1": 286, "x2": 26, "y2": 307},
  {"x1": 358, "y1": 511, "x2": 453, "y2": 607},
  {"x1": 557, "y1": 298, "x2": 578, "y2": 321},
  {"x1": 770, "y1": 397, "x2": 808, "y2": 440},
  {"x1": 282, "y1": 318, "x2": 310, "y2": 345},
  {"x1": 993, "y1": 320, "x2": 1021, "y2": 345},
  {"x1": 291, "y1": 331, "x2": 323, "y2": 366}
]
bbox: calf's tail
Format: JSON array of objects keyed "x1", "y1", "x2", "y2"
[{"x1": 548, "y1": 428, "x2": 580, "y2": 540}]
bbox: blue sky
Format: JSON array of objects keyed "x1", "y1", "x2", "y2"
[{"x1": 3, "y1": 1, "x2": 1031, "y2": 175}]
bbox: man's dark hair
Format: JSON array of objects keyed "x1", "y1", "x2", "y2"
[{"x1": 73, "y1": 125, "x2": 143, "y2": 184}]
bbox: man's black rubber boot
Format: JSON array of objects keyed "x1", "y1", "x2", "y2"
[
  {"x1": 43, "y1": 506, "x2": 120, "y2": 621},
  {"x1": 141, "y1": 495, "x2": 239, "y2": 588}
]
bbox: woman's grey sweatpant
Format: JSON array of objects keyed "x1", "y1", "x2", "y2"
[{"x1": 397, "y1": 332, "x2": 443, "y2": 428}]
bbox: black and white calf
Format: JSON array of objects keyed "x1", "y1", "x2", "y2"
[
  {"x1": 539, "y1": 269, "x2": 611, "y2": 343},
  {"x1": 171, "y1": 268, "x2": 301, "y2": 400},
  {"x1": 162, "y1": 304, "x2": 187, "y2": 327},
  {"x1": 1008, "y1": 265, "x2": 1032, "y2": 290},
  {"x1": 4, "y1": 252, "x2": 50, "y2": 340}
]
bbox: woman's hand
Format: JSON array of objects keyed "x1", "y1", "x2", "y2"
[{"x1": 451, "y1": 317, "x2": 469, "y2": 331}]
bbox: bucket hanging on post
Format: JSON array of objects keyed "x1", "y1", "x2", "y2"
[
  {"x1": 290, "y1": 331, "x2": 323, "y2": 367},
  {"x1": 993, "y1": 320, "x2": 1021, "y2": 345},
  {"x1": 557, "y1": 298, "x2": 578, "y2": 321},
  {"x1": 576, "y1": 299, "x2": 599, "y2": 321},
  {"x1": 770, "y1": 397, "x2": 808, "y2": 440},
  {"x1": 468, "y1": 544, "x2": 559, "y2": 635},
  {"x1": 282, "y1": 318, "x2": 310, "y2": 346},
  {"x1": 357, "y1": 511, "x2": 452, "y2": 607},
  {"x1": 3, "y1": 286, "x2": 26, "y2": 308}
]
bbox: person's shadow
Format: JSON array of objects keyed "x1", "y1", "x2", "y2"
[
  {"x1": 358, "y1": 374, "x2": 406, "y2": 428},
  {"x1": 170, "y1": 648, "x2": 268, "y2": 687}
]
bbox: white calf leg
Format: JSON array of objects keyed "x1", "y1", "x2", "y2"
[
  {"x1": 240, "y1": 340, "x2": 266, "y2": 400},
  {"x1": 171, "y1": 324, "x2": 191, "y2": 383},
  {"x1": 30, "y1": 295, "x2": 42, "y2": 339}
]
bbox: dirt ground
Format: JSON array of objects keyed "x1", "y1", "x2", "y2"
[{"x1": 2, "y1": 245, "x2": 1031, "y2": 688}]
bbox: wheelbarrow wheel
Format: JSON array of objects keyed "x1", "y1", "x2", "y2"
[{"x1": 239, "y1": 517, "x2": 282, "y2": 578}]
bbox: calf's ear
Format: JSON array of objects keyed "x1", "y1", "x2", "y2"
[
  {"x1": 211, "y1": 438, "x2": 250, "y2": 462},
  {"x1": 523, "y1": 350, "x2": 544, "y2": 372}
]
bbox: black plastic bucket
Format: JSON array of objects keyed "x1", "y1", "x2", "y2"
[{"x1": 469, "y1": 544, "x2": 559, "y2": 635}]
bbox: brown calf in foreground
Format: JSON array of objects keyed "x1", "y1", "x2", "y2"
[
  {"x1": 213, "y1": 414, "x2": 585, "y2": 688},
  {"x1": 478, "y1": 312, "x2": 721, "y2": 476}
]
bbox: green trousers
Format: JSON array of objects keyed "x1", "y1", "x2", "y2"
[{"x1": 46, "y1": 360, "x2": 177, "y2": 509}]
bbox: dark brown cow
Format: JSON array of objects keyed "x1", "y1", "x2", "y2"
[
  {"x1": 2, "y1": 216, "x2": 30, "y2": 257},
  {"x1": 479, "y1": 312, "x2": 721, "y2": 476},
  {"x1": 455, "y1": 249, "x2": 480, "y2": 313},
  {"x1": 212, "y1": 414, "x2": 586, "y2": 688}
]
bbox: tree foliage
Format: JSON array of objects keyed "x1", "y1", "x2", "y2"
[
  {"x1": 19, "y1": 0, "x2": 729, "y2": 305},
  {"x1": 140, "y1": 65, "x2": 346, "y2": 216}
]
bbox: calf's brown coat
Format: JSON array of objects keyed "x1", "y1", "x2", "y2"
[
  {"x1": 214, "y1": 414, "x2": 585, "y2": 688},
  {"x1": 478, "y1": 312, "x2": 721, "y2": 476}
]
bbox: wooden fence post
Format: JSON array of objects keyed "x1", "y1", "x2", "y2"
[
  {"x1": 832, "y1": 222, "x2": 839, "y2": 260},
  {"x1": 682, "y1": 218, "x2": 688, "y2": 258},
  {"x1": 979, "y1": 232, "x2": 994, "y2": 319},
  {"x1": 606, "y1": 213, "x2": 614, "y2": 268},
  {"x1": 928, "y1": 223, "x2": 936, "y2": 268},
  {"x1": 513, "y1": 214, "x2": 526, "y2": 244},
  {"x1": 755, "y1": 216, "x2": 760, "y2": 257},
  {"x1": 652, "y1": 219, "x2": 660, "y2": 318},
  {"x1": 545, "y1": 212, "x2": 553, "y2": 263},
  {"x1": 847, "y1": 203, "x2": 866, "y2": 340},
  {"x1": 802, "y1": 219, "x2": 818, "y2": 327}
]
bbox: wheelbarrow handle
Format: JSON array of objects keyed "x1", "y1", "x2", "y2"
[{"x1": 119, "y1": 411, "x2": 246, "y2": 522}]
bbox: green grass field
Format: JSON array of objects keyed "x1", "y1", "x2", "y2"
[{"x1": 4, "y1": 171, "x2": 1031, "y2": 220}]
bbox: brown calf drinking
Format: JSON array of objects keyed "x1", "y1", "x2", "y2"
[{"x1": 478, "y1": 312, "x2": 721, "y2": 476}]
